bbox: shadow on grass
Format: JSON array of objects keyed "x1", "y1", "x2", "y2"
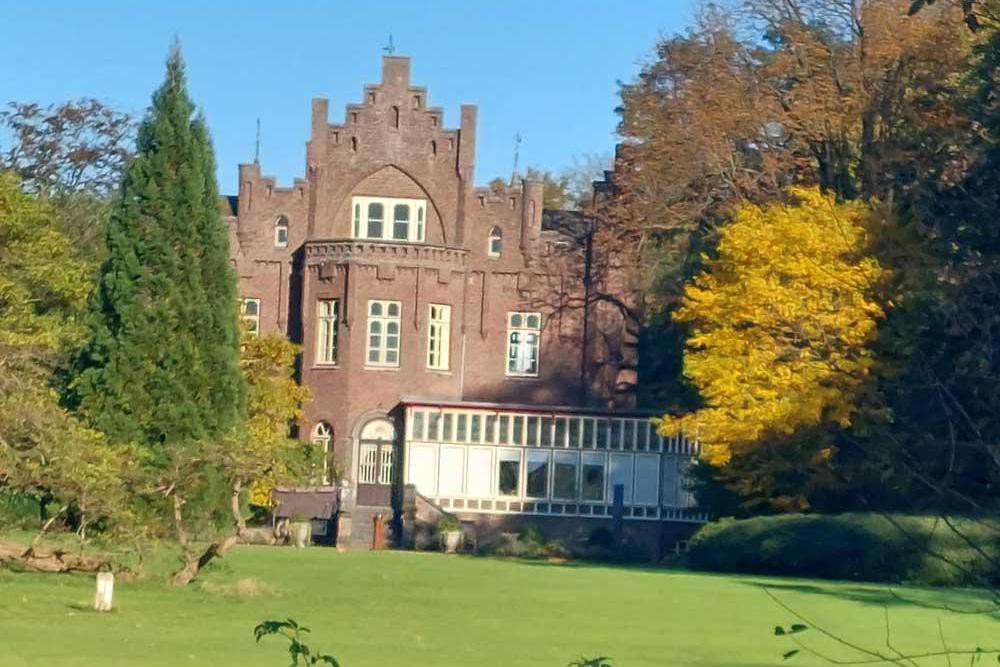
[{"x1": 745, "y1": 580, "x2": 1000, "y2": 616}]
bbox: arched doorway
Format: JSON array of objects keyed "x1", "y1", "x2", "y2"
[{"x1": 356, "y1": 417, "x2": 396, "y2": 507}]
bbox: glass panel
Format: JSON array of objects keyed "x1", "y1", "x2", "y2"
[
  {"x1": 583, "y1": 419, "x2": 594, "y2": 448},
  {"x1": 456, "y1": 414, "x2": 468, "y2": 442},
  {"x1": 511, "y1": 313, "x2": 523, "y2": 328},
  {"x1": 595, "y1": 419, "x2": 610, "y2": 449},
  {"x1": 387, "y1": 302, "x2": 400, "y2": 317},
  {"x1": 552, "y1": 451, "x2": 578, "y2": 500},
  {"x1": 526, "y1": 314, "x2": 540, "y2": 329},
  {"x1": 442, "y1": 414, "x2": 453, "y2": 442},
  {"x1": 367, "y1": 203, "x2": 384, "y2": 238},
  {"x1": 581, "y1": 452, "x2": 605, "y2": 501},
  {"x1": 354, "y1": 203, "x2": 361, "y2": 237},
  {"x1": 526, "y1": 451, "x2": 549, "y2": 499},
  {"x1": 497, "y1": 449, "x2": 521, "y2": 496},
  {"x1": 427, "y1": 412, "x2": 440, "y2": 441},
  {"x1": 609, "y1": 454, "x2": 634, "y2": 504},
  {"x1": 554, "y1": 417, "x2": 568, "y2": 447},
  {"x1": 411, "y1": 411, "x2": 425, "y2": 440},
  {"x1": 393, "y1": 204, "x2": 409, "y2": 240},
  {"x1": 610, "y1": 420, "x2": 622, "y2": 449},
  {"x1": 485, "y1": 415, "x2": 497, "y2": 444},
  {"x1": 370, "y1": 301, "x2": 382, "y2": 317},
  {"x1": 498, "y1": 415, "x2": 510, "y2": 444},
  {"x1": 624, "y1": 420, "x2": 636, "y2": 450},
  {"x1": 634, "y1": 454, "x2": 659, "y2": 505},
  {"x1": 470, "y1": 414, "x2": 482, "y2": 443},
  {"x1": 568, "y1": 418, "x2": 580, "y2": 447},
  {"x1": 540, "y1": 417, "x2": 553, "y2": 446},
  {"x1": 638, "y1": 421, "x2": 650, "y2": 450},
  {"x1": 512, "y1": 416, "x2": 524, "y2": 445},
  {"x1": 526, "y1": 416, "x2": 539, "y2": 446}
]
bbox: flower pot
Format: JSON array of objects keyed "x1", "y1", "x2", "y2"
[
  {"x1": 442, "y1": 529, "x2": 462, "y2": 553},
  {"x1": 290, "y1": 521, "x2": 312, "y2": 548}
]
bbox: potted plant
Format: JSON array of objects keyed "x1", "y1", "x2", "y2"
[
  {"x1": 289, "y1": 513, "x2": 312, "y2": 548},
  {"x1": 439, "y1": 515, "x2": 463, "y2": 554}
]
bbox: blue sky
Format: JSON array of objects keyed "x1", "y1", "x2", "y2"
[{"x1": 0, "y1": 1, "x2": 693, "y2": 192}]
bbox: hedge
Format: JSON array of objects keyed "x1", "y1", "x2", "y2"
[{"x1": 684, "y1": 513, "x2": 1000, "y2": 586}]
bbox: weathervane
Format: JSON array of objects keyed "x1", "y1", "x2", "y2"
[{"x1": 383, "y1": 35, "x2": 395, "y2": 55}]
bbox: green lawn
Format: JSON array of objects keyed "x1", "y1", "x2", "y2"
[{"x1": 2, "y1": 547, "x2": 999, "y2": 667}]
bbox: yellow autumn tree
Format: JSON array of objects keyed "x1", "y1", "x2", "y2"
[{"x1": 659, "y1": 187, "x2": 887, "y2": 465}]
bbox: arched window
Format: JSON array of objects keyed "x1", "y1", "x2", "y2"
[
  {"x1": 488, "y1": 226, "x2": 502, "y2": 257},
  {"x1": 274, "y1": 215, "x2": 289, "y2": 248},
  {"x1": 312, "y1": 422, "x2": 332, "y2": 484},
  {"x1": 358, "y1": 418, "x2": 395, "y2": 488}
]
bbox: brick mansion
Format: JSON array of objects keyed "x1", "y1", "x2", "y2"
[{"x1": 222, "y1": 56, "x2": 702, "y2": 555}]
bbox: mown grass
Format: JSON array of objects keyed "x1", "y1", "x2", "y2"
[{"x1": 2, "y1": 545, "x2": 1000, "y2": 666}]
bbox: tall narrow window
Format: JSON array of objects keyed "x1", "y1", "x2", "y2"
[
  {"x1": 241, "y1": 298, "x2": 261, "y2": 336},
  {"x1": 506, "y1": 312, "x2": 541, "y2": 376},
  {"x1": 353, "y1": 203, "x2": 361, "y2": 237},
  {"x1": 391, "y1": 105, "x2": 400, "y2": 129},
  {"x1": 416, "y1": 206, "x2": 425, "y2": 241},
  {"x1": 274, "y1": 215, "x2": 289, "y2": 248},
  {"x1": 312, "y1": 422, "x2": 332, "y2": 484},
  {"x1": 367, "y1": 203, "x2": 384, "y2": 238},
  {"x1": 427, "y1": 304, "x2": 451, "y2": 370},
  {"x1": 497, "y1": 449, "x2": 521, "y2": 496},
  {"x1": 316, "y1": 299, "x2": 339, "y2": 364},
  {"x1": 367, "y1": 300, "x2": 401, "y2": 367},
  {"x1": 488, "y1": 226, "x2": 502, "y2": 257},
  {"x1": 553, "y1": 451, "x2": 579, "y2": 500},
  {"x1": 392, "y1": 204, "x2": 410, "y2": 240},
  {"x1": 526, "y1": 450, "x2": 550, "y2": 499},
  {"x1": 581, "y1": 452, "x2": 606, "y2": 502}
]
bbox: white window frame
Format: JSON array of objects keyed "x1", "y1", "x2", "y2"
[
  {"x1": 506, "y1": 312, "x2": 541, "y2": 377},
  {"x1": 241, "y1": 298, "x2": 261, "y2": 337},
  {"x1": 274, "y1": 216, "x2": 289, "y2": 248},
  {"x1": 366, "y1": 300, "x2": 401, "y2": 367},
  {"x1": 359, "y1": 443, "x2": 378, "y2": 484},
  {"x1": 315, "y1": 299, "x2": 339, "y2": 365},
  {"x1": 351, "y1": 196, "x2": 426, "y2": 242},
  {"x1": 488, "y1": 226, "x2": 502, "y2": 257},
  {"x1": 312, "y1": 423, "x2": 332, "y2": 484},
  {"x1": 426, "y1": 304, "x2": 451, "y2": 370}
]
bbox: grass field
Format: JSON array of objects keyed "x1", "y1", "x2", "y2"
[{"x1": 2, "y1": 547, "x2": 1000, "y2": 666}]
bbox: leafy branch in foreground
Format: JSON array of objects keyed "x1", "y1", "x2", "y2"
[{"x1": 254, "y1": 618, "x2": 340, "y2": 666}]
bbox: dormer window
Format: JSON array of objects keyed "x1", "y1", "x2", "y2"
[
  {"x1": 352, "y1": 196, "x2": 426, "y2": 243},
  {"x1": 488, "y1": 226, "x2": 502, "y2": 257},
  {"x1": 274, "y1": 215, "x2": 289, "y2": 248}
]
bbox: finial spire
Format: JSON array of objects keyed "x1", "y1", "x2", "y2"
[
  {"x1": 383, "y1": 34, "x2": 395, "y2": 55},
  {"x1": 510, "y1": 133, "x2": 522, "y2": 186},
  {"x1": 253, "y1": 118, "x2": 261, "y2": 165}
]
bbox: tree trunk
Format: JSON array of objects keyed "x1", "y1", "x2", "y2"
[
  {"x1": 231, "y1": 479, "x2": 246, "y2": 539},
  {"x1": 168, "y1": 491, "x2": 241, "y2": 586}
]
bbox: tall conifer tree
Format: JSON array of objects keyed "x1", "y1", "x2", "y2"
[{"x1": 70, "y1": 43, "x2": 244, "y2": 448}]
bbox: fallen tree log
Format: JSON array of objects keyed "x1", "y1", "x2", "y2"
[{"x1": 0, "y1": 541, "x2": 107, "y2": 573}]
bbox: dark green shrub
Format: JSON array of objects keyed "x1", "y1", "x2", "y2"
[
  {"x1": 519, "y1": 523, "x2": 546, "y2": 546},
  {"x1": 685, "y1": 513, "x2": 1000, "y2": 586}
]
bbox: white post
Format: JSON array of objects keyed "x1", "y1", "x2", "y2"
[{"x1": 94, "y1": 572, "x2": 114, "y2": 612}]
